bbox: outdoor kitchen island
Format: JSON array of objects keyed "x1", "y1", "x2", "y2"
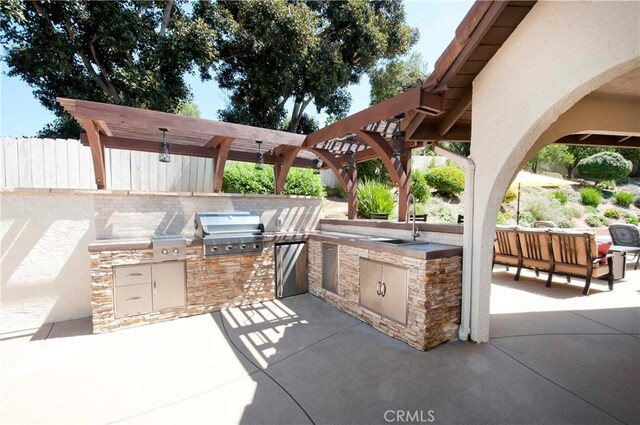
[
  {"x1": 307, "y1": 230, "x2": 463, "y2": 351},
  {"x1": 88, "y1": 218, "x2": 463, "y2": 351}
]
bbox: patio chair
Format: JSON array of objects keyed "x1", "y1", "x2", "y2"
[
  {"x1": 409, "y1": 213, "x2": 427, "y2": 222},
  {"x1": 518, "y1": 228, "x2": 553, "y2": 285},
  {"x1": 608, "y1": 224, "x2": 640, "y2": 270},
  {"x1": 534, "y1": 221, "x2": 557, "y2": 228},
  {"x1": 493, "y1": 227, "x2": 522, "y2": 279},
  {"x1": 548, "y1": 231, "x2": 614, "y2": 295}
]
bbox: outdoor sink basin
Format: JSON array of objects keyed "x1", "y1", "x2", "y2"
[{"x1": 377, "y1": 239, "x2": 420, "y2": 245}]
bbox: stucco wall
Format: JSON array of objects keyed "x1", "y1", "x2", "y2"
[
  {"x1": 469, "y1": 1, "x2": 640, "y2": 341},
  {"x1": 0, "y1": 189, "x2": 322, "y2": 332}
]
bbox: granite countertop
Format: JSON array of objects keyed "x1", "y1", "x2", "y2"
[
  {"x1": 88, "y1": 231, "x2": 462, "y2": 260},
  {"x1": 307, "y1": 231, "x2": 462, "y2": 260}
]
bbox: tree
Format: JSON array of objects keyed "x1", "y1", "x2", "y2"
[
  {"x1": 527, "y1": 145, "x2": 574, "y2": 174},
  {"x1": 565, "y1": 146, "x2": 610, "y2": 178},
  {"x1": 577, "y1": 152, "x2": 632, "y2": 183},
  {"x1": 174, "y1": 101, "x2": 201, "y2": 118},
  {"x1": 196, "y1": 0, "x2": 417, "y2": 133},
  {"x1": 1, "y1": 0, "x2": 218, "y2": 137},
  {"x1": 369, "y1": 52, "x2": 427, "y2": 104}
]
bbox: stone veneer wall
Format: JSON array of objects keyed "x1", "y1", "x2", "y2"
[
  {"x1": 91, "y1": 244, "x2": 275, "y2": 332},
  {"x1": 307, "y1": 239, "x2": 462, "y2": 350}
]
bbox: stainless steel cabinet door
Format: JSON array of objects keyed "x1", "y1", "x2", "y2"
[
  {"x1": 380, "y1": 264, "x2": 408, "y2": 324},
  {"x1": 359, "y1": 258, "x2": 382, "y2": 313},
  {"x1": 276, "y1": 243, "x2": 308, "y2": 298},
  {"x1": 322, "y1": 243, "x2": 339, "y2": 293},
  {"x1": 152, "y1": 261, "x2": 186, "y2": 310}
]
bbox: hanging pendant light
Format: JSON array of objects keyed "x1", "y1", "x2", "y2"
[
  {"x1": 158, "y1": 128, "x2": 171, "y2": 163},
  {"x1": 313, "y1": 156, "x2": 322, "y2": 174},
  {"x1": 345, "y1": 149, "x2": 356, "y2": 171},
  {"x1": 255, "y1": 141, "x2": 264, "y2": 170},
  {"x1": 392, "y1": 113, "x2": 406, "y2": 158}
]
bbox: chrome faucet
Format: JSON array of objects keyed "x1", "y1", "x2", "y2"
[{"x1": 407, "y1": 193, "x2": 420, "y2": 241}]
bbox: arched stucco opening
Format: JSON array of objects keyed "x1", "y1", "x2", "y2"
[{"x1": 467, "y1": 0, "x2": 640, "y2": 342}]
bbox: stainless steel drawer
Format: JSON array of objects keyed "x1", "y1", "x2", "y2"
[
  {"x1": 114, "y1": 265, "x2": 152, "y2": 287},
  {"x1": 115, "y1": 283, "x2": 152, "y2": 318}
]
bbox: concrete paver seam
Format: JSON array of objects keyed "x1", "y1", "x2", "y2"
[{"x1": 488, "y1": 341, "x2": 629, "y2": 425}]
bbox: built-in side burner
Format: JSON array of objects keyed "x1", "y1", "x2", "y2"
[
  {"x1": 151, "y1": 235, "x2": 187, "y2": 262},
  {"x1": 194, "y1": 212, "x2": 265, "y2": 258}
]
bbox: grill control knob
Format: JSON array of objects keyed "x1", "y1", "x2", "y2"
[
  {"x1": 254, "y1": 244, "x2": 260, "y2": 249},
  {"x1": 172, "y1": 248, "x2": 179, "y2": 254},
  {"x1": 161, "y1": 248, "x2": 168, "y2": 255},
  {"x1": 226, "y1": 245, "x2": 233, "y2": 251},
  {"x1": 241, "y1": 244, "x2": 246, "y2": 249},
  {"x1": 211, "y1": 246, "x2": 217, "y2": 252}
]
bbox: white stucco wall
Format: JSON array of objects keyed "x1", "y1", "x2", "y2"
[
  {"x1": 469, "y1": 1, "x2": 640, "y2": 341},
  {"x1": 0, "y1": 189, "x2": 322, "y2": 333},
  {"x1": 1, "y1": 193, "x2": 96, "y2": 333}
]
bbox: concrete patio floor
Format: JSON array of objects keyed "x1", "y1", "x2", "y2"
[{"x1": 2, "y1": 264, "x2": 638, "y2": 424}]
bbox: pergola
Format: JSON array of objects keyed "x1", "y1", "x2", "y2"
[{"x1": 59, "y1": 0, "x2": 639, "y2": 223}]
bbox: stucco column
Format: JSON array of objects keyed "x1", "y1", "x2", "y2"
[{"x1": 468, "y1": 1, "x2": 639, "y2": 342}]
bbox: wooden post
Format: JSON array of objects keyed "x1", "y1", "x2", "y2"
[
  {"x1": 397, "y1": 150, "x2": 412, "y2": 222},
  {"x1": 347, "y1": 165, "x2": 358, "y2": 220},
  {"x1": 78, "y1": 119, "x2": 107, "y2": 189}
]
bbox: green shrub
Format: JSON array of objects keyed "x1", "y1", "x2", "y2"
[
  {"x1": 585, "y1": 205, "x2": 599, "y2": 214},
  {"x1": 525, "y1": 195, "x2": 565, "y2": 223},
  {"x1": 356, "y1": 158, "x2": 392, "y2": 186},
  {"x1": 414, "y1": 202, "x2": 427, "y2": 215},
  {"x1": 595, "y1": 180, "x2": 616, "y2": 191},
  {"x1": 557, "y1": 219, "x2": 575, "y2": 229},
  {"x1": 356, "y1": 179, "x2": 395, "y2": 219},
  {"x1": 424, "y1": 166, "x2": 465, "y2": 196},
  {"x1": 283, "y1": 168, "x2": 325, "y2": 196},
  {"x1": 614, "y1": 191, "x2": 635, "y2": 208},
  {"x1": 603, "y1": 208, "x2": 622, "y2": 219},
  {"x1": 577, "y1": 152, "x2": 632, "y2": 182},
  {"x1": 503, "y1": 188, "x2": 517, "y2": 204},
  {"x1": 580, "y1": 187, "x2": 602, "y2": 207},
  {"x1": 552, "y1": 190, "x2": 568, "y2": 205},
  {"x1": 222, "y1": 162, "x2": 275, "y2": 194},
  {"x1": 411, "y1": 170, "x2": 431, "y2": 202},
  {"x1": 625, "y1": 213, "x2": 639, "y2": 225},
  {"x1": 635, "y1": 197, "x2": 640, "y2": 208},
  {"x1": 424, "y1": 202, "x2": 456, "y2": 223},
  {"x1": 562, "y1": 205, "x2": 582, "y2": 219},
  {"x1": 585, "y1": 215, "x2": 611, "y2": 228},
  {"x1": 517, "y1": 211, "x2": 536, "y2": 227},
  {"x1": 496, "y1": 212, "x2": 507, "y2": 225}
]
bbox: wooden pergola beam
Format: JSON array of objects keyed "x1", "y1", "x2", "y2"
[
  {"x1": 205, "y1": 135, "x2": 234, "y2": 149},
  {"x1": 305, "y1": 87, "x2": 443, "y2": 146},
  {"x1": 77, "y1": 119, "x2": 106, "y2": 189},
  {"x1": 80, "y1": 134, "x2": 316, "y2": 167},
  {"x1": 438, "y1": 89, "x2": 472, "y2": 136},
  {"x1": 410, "y1": 123, "x2": 471, "y2": 141}
]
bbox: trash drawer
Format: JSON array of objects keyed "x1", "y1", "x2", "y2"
[
  {"x1": 114, "y1": 264, "x2": 152, "y2": 287},
  {"x1": 115, "y1": 283, "x2": 152, "y2": 318}
]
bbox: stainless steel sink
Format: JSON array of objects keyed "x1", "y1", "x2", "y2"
[{"x1": 376, "y1": 239, "x2": 417, "y2": 245}]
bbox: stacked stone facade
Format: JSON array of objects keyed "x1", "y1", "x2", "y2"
[
  {"x1": 308, "y1": 239, "x2": 462, "y2": 350},
  {"x1": 91, "y1": 244, "x2": 275, "y2": 332}
]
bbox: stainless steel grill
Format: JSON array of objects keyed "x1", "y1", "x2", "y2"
[{"x1": 194, "y1": 212, "x2": 265, "y2": 258}]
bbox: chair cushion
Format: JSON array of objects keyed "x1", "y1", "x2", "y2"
[{"x1": 597, "y1": 241, "x2": 612, "y2": 264}]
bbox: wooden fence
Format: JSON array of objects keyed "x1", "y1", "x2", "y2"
[{"x1": 0, "y1": 137, "x2": 214, "y2": 191}]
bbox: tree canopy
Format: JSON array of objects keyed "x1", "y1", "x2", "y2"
[
  {"x1": 196, "y1": 0, "x2": 418, "y2": 133},
  {"x1": 1, "y1": 0, "x2": 217, "y2": 136},
  {"x1": 369, "y1": 52, "x2": 427, "y2": 105}
]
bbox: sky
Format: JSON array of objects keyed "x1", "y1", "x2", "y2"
[{"x1": 0, "y1": 0, "x2": 473, "y2": 137}]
